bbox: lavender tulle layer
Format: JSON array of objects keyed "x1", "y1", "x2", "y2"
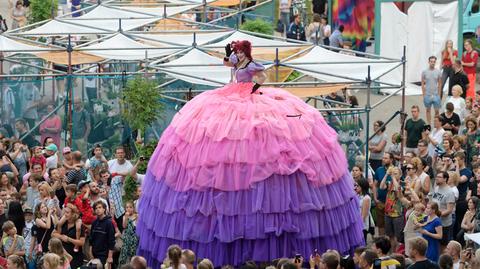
[{"x1": 136, "y1": 83, "x2": 364, "y2": 266}]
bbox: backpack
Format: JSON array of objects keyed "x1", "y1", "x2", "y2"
[{"x1": 276, "y1": 20, "x2": 285, "y2": 33}]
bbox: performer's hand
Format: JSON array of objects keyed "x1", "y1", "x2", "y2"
[
  {"x1": 251, "y1": 83, "x2": 261, "y2": 94},
  {"x1": 225, "y1": 43, "x2": 232, "y2": 57}
]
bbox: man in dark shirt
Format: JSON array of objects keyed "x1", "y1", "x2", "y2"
[
  {"x1": 287, "y1": 14, "x2": 306, "y2": 41},
  {"x1": 404, "y1": 105, "x2": 426, "y2": 153},
  {"x1": 449, "y1": 60, "x2": 470, "y2": 98},
  {"x1": 14, "y1": 119, "x2": 39, "y2": 149},
  {"x1": 440, "y1": 102, "x2": 461, "y2": 135},
  {"x1": 313, "y1": 0, "x2": 327, "y2": 15},
  {"x1": 407, "y1": 237, "x2": 440, "y2": 269}
]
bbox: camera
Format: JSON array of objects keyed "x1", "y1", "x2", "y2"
[
  {"x1": 294, "y1": 254, "x2": 302, "y2": 263},
  {"x1": 423, "y1": 124, "x2": 431, "y2": 132},
  {"x1": 139, "y1": 156, "x2": 145, "y2": 161}
]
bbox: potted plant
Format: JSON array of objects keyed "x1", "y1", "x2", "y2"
[{"x1": 29, "y1": 0, "x2": 58, "y2": 23}]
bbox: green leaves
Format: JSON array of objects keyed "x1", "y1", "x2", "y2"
[
  {"x1": 121, "y1": 76, "x2": 163, "y2": 134},
  {"x1": 240, "y1": 18, "x2": 274, "y2": 36},
  {"x1": 29, "y1": 0, "x2": 58, "y2": 24}
]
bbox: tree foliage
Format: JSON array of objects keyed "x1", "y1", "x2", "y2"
[
  {"x1": 29, "y1": 0, "x2": 58, "y2": 24},
  {"x1": 121, "y1": 76, "x2": 163, "y2": 134},
  {"x1": 240, "y1": 19, "x2": 274, "y2": 36}
]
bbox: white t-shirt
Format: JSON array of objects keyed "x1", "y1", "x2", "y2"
[
  {"x1": 108, "y1": 159, "x2": 133, "y2": 176},
  {"x1": 428, "y1": 128, "x2": 445, "y2": 157},
  {"x1": 46, "y1": 154, "x2": 58, "y2": 170}
]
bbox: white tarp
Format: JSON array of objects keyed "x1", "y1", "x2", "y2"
[
  {"x1": 21, "y1": 18, "x2": 158, "y2": 35},
  {"x1": 80, "y1": 5, "x2": 154, "y2": 19},
  {"x1": 21, "y1": 20, "x2": 109, "y2": 35},
  {"x1": 0, "y1": 36, "x2": 50, "y2": 54},
  {"x1": 285, "y1": 46, "x2": 412, "y2": 93},
  {"x1": 79, "y1": 33, "x2": 178, "y2": 60},
  {"x1": 72, "y1": 18, "x2": 159, "y2": 31},
  {"x1": 157, "y1": 48, "x2": 231, "y2": 86},
  {"x1": 135, "y1": 31, "x2": 233, "y2": 46},
  {"x1": 380, "y1": 2, "x2": 458, "y2": 83},
  {"x1": 205, "y1": 31, "x2": 298, "y2": 48},
  {"x1": 117, "y1": 5, "x2": 198, "y2": 17},
  {"x1": 465, "y1": 232, "x2": 480, "y2": 245}
]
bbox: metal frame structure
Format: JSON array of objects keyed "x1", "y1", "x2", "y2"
[{"x1": 0, "y1": 0, "x2": 407, "y2": 176}]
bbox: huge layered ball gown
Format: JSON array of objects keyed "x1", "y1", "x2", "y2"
[{"x1": 136, "y1": 50, "x2": 364, "y2": 267}]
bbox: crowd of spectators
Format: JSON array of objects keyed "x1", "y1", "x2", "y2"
[{"x1": 0, "y1": 115, "x2": 148, "y2": 269}]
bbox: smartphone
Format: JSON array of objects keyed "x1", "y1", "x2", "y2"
[
  {"x1": 294, "y1": 254, "x2": 302, "y2": 263},
  {"x1": 373, "y1": 259, "x2": 381, "y2": 269},
  {"x1": 313, "y1": 249, "x2": 319, "y2": 256}
]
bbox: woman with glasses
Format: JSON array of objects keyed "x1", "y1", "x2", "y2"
[{"x1": 355, "y1": 178, "x2": 373, "y2": 243}]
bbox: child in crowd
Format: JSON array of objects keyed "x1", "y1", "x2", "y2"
[
  {"x1": 2, "y1": 221, "x2": 25, "y2": 257},
  {"x1": 388, "y1": 133, "x2": 402, "y2": 164},
  {"x1": 23, "y1": 208, "x2": 34, "y2": 269},
  {"x1": 30, "y1": 146, "x2": 46, "y2": 176},
  {"x1": 63, "y1": 184, "x2": 88, "y2": 252},
  {"x1": 48, "y1": 238, "x2": 72, "y2": 269},
  {"x1": 20, "y1": 174, "x2": 41, "y2": 209},
  {"x1": 404, "y1": 202, "x2": 427, "y2": 255}
]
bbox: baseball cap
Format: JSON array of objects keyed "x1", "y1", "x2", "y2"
[
  {"x1": 62, "y1": 147, "x2": 71, "y2": 154},
  {"x1": 78, "y1": 179, "x2": 91, "y2": 190},
  {"x1": 45, "y1": 144, "x2": 57, "y2": 152},
  {"x1": 24, "y1": 207, "x2": 33, "y2": 214}
]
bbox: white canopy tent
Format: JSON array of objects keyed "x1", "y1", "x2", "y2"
[
  {"x1": 284, "y1": 46, "x2": 415, "y2": 95},
  {"x1": 117, "y1": 5, "x2": 199, "y2": 17},
  {"x1": 21, "y1": 18, "x2": 159, "y2": 35},
  {"x1": 79, "y1": 5, "x2": 156, "y2": 19},
  {"x1": 205, "y1": 31, "x2": 300, "y2": 48},
  {"x1": 156, "y1": 49, "x2": 233, "y2": 86},
  {"x1": 134, "y1": 31, "x2": 233, "y2": 46},
  {"x1": 20, "y1": 20, "x2": 110, "y2": 35},
  {"x1": 78, "y1": 33, "x2": 180, "y2": 60},
  {"x1": 0, "y1": 36, "x2": 51, "y2": 55}
]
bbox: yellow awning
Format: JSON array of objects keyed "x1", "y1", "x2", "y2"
[
  {"x1": 153, "y1": 18, "x2": 197, "y2": 30},
  {"x1": 285, "y1": 85, "x2": 349, "y2": 98},
  {"x1": 211, "y1": 0, "x2": 240, "y2": 6},
  {"x1": 36, "y1": 51, "x2": 103, "y2": 65}
]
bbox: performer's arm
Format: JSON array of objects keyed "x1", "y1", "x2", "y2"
[{"x1": 223, "y1": 43, "x2": 235, "y2": 67}]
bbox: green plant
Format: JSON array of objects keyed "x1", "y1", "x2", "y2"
[
  {"x1": 121, "y1": 76, "x2": 163, "y2": 135},
  {"x1": 123, "y1": 175, "x2": 138, "y2": 204},
  {"x1": 136, "y1": 140, "x2": 158, "y2": 174},
  {"x1": 29, "y1": 0, "x2": 58, "y2": 24},
  {"x1": 240, "y1": 19, "x2": 274, "y2": 36},
  {"x1": 285, "y1": 70, "x2": 302, "y2": 82}
]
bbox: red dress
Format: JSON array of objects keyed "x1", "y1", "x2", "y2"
[{"x1": 462, "y1": 50, "x2": 478, "y2": 98}]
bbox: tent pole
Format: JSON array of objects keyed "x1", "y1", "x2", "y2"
[
  {"x1": 374, "y1": 0, "x2": 381, "y2": 55},
  {"x1": 275, "y1": 48, "x2": 279, "y2": 82},
  {"x1": 458, "y1": 0, "x2": 463, "y2": 56},
  {"x1": 202, "y1": 0, "x2": 207, "y2": 23},
  {"x1": 400, "y1": 45, "x2": 406, "y2": 163},
  {"x1": 364, "y1": 65, "x2": 371, "y2": 179},
  {"x1": 67, "y1": 34, "x2": 73, "y2": 148}
]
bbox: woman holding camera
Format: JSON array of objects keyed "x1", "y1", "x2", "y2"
[{"x1": 369, "y1": 120, "x2": 388, "y2": 172}]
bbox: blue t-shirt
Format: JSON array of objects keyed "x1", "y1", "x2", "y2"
[
  {"x1": 459, "y1": 167, "x2": 473, "y2": 201},
  {"x1": 374, "y1": 166, "x2": 389, "y2": 203}
]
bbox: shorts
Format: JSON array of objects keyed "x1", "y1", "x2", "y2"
[
  {"x1": 385, "y1": 215, "x2": 404, "y2": 240},
  {"x1": 423, "y1": 95, "x2": 441, "y2": 109},
  {"x1": 441, "y1": 225, "x2": 452, "y2": 245},
  {"x1": 375, "y1": 202, "x2": 385, "y2": 228}
]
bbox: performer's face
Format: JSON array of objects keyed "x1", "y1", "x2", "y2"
[{"x1": 237, "y1": 50, "x2": 246, "y2": 61}]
